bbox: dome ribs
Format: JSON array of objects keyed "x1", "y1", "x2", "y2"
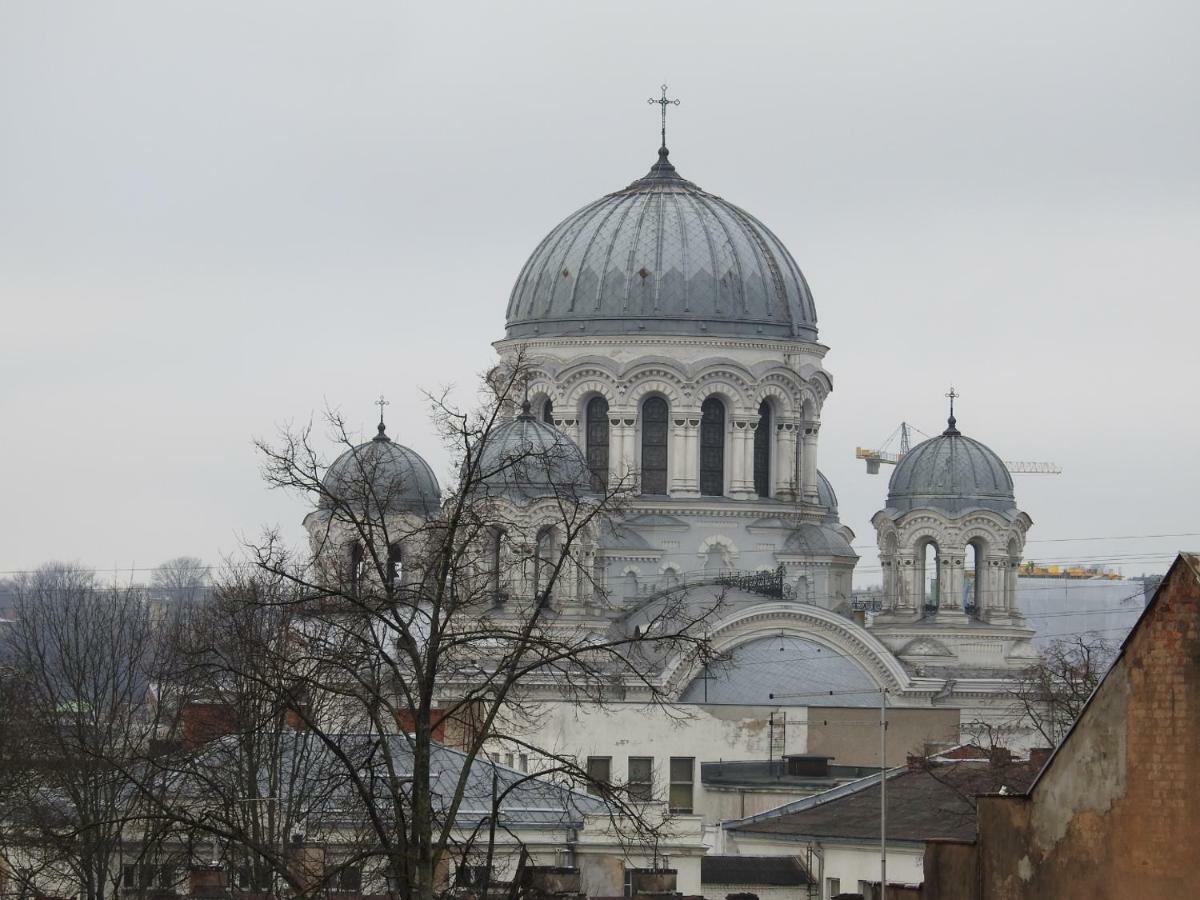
[
  {"x1": 524, "y1": 201, "x2": 600, "y2": 324},
  {"x1": 594, "y1": 193, "x2": 639, "y2": 313},
  {"x1": 666, "y1": 191, "x2": 690, "y2": 312},
  {"x1": 699, "y1": 192, "x2": 749, "y2": 318},
  {"x1": 503, "y1": 159, "x2": 819, "y2": 340},
  {"x1": 619, "y1": 186, "x2": 657, "y2": 316},
  {"x1": 565, "y1": 192, "x2": 628, "y2": 314},
  {"x1": 679, "y1": 189, "x2": 723, "y2": 319}
]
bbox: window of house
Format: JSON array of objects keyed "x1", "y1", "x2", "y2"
[
  {"x1": 518, "y1": 753, "x2": 529, "y2": 773},
  {"x1": 627, "y1": 756, "x2": 653, "y2": 801},
  {"x1": 542, "y1": 399, "x2": 554, "y2": 425},
  {"x1": 827, "y1": 877, "x2": 840, "y2": 898},
  {"x1": 335, "y1": 866, "x2": 362, "y2": 893},
  {"x1": 586, "y1": 756, "x2": 612, "y2": 795},
  {"x1": 504, "y1": 752, "x2": 515, "y2": 769},
  {"x1": 668, "y1": 757, "x2": 694, "y2": 813}
]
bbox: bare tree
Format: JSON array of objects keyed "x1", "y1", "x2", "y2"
[
  {"x1": 1008, "y1": 635, "x2": 1118, "y2": 746},
  {"x1": 149, "y1": 556, "x2": 210, "y2": 604},
  {"x1": 0, "y1": 564, "x2": 171, "y2": 900},
  {"x1": 164, "y1": 357, "x2": 723, "y2": 900}
]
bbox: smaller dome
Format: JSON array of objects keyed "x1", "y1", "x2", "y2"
[
  {"x1": 783, "y1": 522, "x2": 857, "y2": 559},
  {"x1": 816, "y1": 469, "x2": 839, "y2": 523},
  {"x1": 476, "y1": 403, "x2": 594, "y2": 500},
  {"x1": 887, "y1": 415, "x2": 1015, "y2": 515},
  {"x1": 323, "y1": 423, "x2": 441, "y2": 516}
]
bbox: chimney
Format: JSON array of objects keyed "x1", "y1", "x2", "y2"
[
  {"x1": 988, "y1": 746, "x2": 1013, "y2": 767},
  {"x1": 907, "y1": 754, "x2": 927, "y2": 771},
  {"x1": 851, "y1": 609, "x2": 866, "y2": 626},
  {"x1": 1028, "y1": 747, "x2": 1053, "y2": 769}
]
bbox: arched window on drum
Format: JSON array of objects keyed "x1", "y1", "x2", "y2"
[
  {"x1": 699, "y1": 397, "x2": 725, "y2": 497},
  {"x1": 640, "y1": 396, "x2": 669, "y2": 495},
  {"x1": 753, "y1": 399, "x2": 771, "y2": 498},
  {"x1": 585, "y1": 396, "x2": 609, "y2": 491}
]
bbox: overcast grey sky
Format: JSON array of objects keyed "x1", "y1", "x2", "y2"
[{"x1": 1, "y1": 1, "x2": 1196, "y2": 584}]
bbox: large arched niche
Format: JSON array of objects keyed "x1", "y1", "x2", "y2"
[
  {"x1": 661, "y1": 600, "x2": 911, "y2": 698},
  {"x1": 678, "y1": 634, "x2": 879, "y2": 706}
]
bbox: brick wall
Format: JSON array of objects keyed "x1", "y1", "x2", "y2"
[{"x1": 923, "y1": 553, "x2": 1200, "y2": 900}]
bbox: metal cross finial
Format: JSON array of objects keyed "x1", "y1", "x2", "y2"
[
  {"x1": 648, "y1": 84, "x2": 680, "y2": 151},
  {"x1": 375, "y1": 394, "x2": 390, "y2": 428},
  {"x1": 943, "y1": 386, "x2": 961, "y2": 435}
]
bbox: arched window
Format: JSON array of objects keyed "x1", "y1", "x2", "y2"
[
  {"x1": 921, "y1": 540, "x2": 940, "y2": 612},
  {"x1": 349, "y1": 542, "x2": 365, "y2": 593},
  {"x1": 640, "y1": 397, "x2": 669, "y2": 495},
  {"x1": 753, "y1": 399, "x2": 771, "y2": 498},
  {"x1": 585, "y1": 396, "x2": 610, "y2": 491},
  {"x1": 967, "y1": 539, "x2": 986, "y2": 616},
  {"x1": 699, "y1": 397, "x2": 725, "y2": 496},
  {"x1": 386, "y1": 543, "x2": 403, "y2": 589},
  {"x1": 542, "y1": 399, "x2": 554, "y2": 425},
  {"x1": 489, "y1": 528, "x2": 504, "y2": 603}
]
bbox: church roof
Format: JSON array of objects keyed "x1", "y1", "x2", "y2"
[
  {"x1": 816, "y1": 469, "x2": 839, "y2": 522},
  {"x1": 678, "y1": 634, "x2": 879, "y2": 707},
  {"x1": 782, "y1": 522, "x2": 857, "y2": 559},
  {"x1": 474, "y1": 403, "x2": 595, "y2": 500},
  {"x1": 322, "y1": 423, "x2": 441, "y2": 516},
  {"x1": 504, "y1": 146, "x2": 818, "y2": 342},
  {"x1": 886, "y1": 414, "x2": 1016, "y2": 515}
]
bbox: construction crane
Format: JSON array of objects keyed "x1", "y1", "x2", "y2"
[{"x1": 856, "y1": 421, "x2": 1062, "y2": 475}]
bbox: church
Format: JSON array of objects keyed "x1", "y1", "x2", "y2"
[{"x1": 306, "y1": 104, "x2": 1042, "y2": 828}]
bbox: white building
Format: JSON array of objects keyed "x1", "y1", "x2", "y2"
[{"x1": 307, "y1": 131, "x2": 1053, "y2": 828}]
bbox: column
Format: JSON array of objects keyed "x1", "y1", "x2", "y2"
[
  {"x1": 729, "y1": 419, "x2": 755, "y2": 499},
  {"x1": 800, "y1": 422, "x2": 820, "y2": 503},
  {"x1": 775, "y1": 421, "x2": 799, "y2": 500},
  {"x1": 623, "y1": 417, "x2": 637, "y2": 487},
  {"x1": 895, "y1": 551, "x2": 918, "y2": 612},
  {"x1": 936, "y1": 549, "x2": 969, "y2": 622},
  {"x1": 681, "y1": 416, "x2": 701, "y2": 497},
  {"x1": 607, "y1": 415, "x2": 636, "y2": 492},
  {"x1": 670, "y1": 418, "x2": 690, "y2": 495}
]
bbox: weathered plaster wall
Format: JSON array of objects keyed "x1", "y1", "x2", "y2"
[{"x1": 806, "y1": 707, "x2": 959, "y2": 766}]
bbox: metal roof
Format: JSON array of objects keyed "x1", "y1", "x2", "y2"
[
  {"x1": 322, "y1": 423, "x2": 441, "y2": 516},
  {"x1": 726, "y1": 760, "x2": 1037, "y2": 843},
  {"x1": 886, "y1": 416, "x2": 1015, "y2": 515},
  {"x1": 505, "y1": 147, "x2": 818, "y2": 342},
  {"x1": 678, "y1": 634, "x2": 879, "y2": 707},
  {"x1": 475, "y1": 404, "x2": 594, "y2": 500}
]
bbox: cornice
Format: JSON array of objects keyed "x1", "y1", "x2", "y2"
[{"x1": 495, "y1": 334, "x2": 830, "y2": 359}]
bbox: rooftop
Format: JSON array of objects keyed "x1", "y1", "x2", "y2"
[{"x1": 727, "y1": 758, "x2": 1037, "y2": 844}]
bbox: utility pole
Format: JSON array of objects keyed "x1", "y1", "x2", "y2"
[{"x1": 880, "y1": 687, "x2": 888, "y2": 900}]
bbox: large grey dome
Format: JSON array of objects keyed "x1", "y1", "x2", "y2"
[
  {"x1": 322, "y1": 423, "x2": 441, "y2": 516},
  {"x1": 505, "y1": 147, "x2": 817, "y2": 341},
  {"x1": 476, "y1": 403, "x2": 594, "y2": 500},
  {"x1": 887, "y1": 416, "x2": 1015, "y2": 515}
]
